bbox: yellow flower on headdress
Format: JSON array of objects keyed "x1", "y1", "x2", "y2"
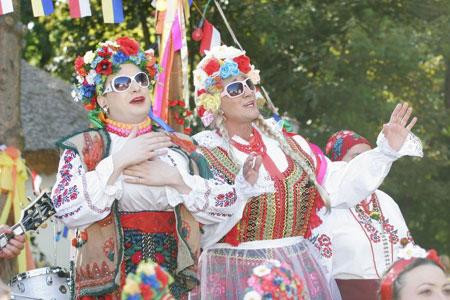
[
  {"x1": 83, "y1": 51, "x2": 95, "y2": 64},
  {"x1": 198, "y1": 93, "x2": 221, "y2": 112}
]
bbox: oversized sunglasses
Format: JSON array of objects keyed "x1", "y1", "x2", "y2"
[
  {"x1": 103, "y1": 72, "x2": 150, "y2": 94},
  {"x1": 220, "y1": 78, "x2": 255, "y2": 98}
]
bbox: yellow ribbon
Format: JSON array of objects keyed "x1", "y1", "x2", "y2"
[{"x1": 0, "y1": 147, "x2": 29, "y2": 273}]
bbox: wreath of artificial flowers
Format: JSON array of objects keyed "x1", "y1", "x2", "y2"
[
  {"x1": 121, "y1": 260, "x2": 174, "y2": 300},
  {"x1": 243, "y1": 259, "x2": 306, "y2": 300},
  {"x1": 193, "y1": 45, "x2": 261, "y2": 127},
  {"x1": 72, "y1": 37, "x2": 160, "y2": 127}
]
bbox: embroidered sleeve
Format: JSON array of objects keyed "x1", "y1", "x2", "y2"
[
  {"x1": 163, "y1": 149, "x2": 271, "y2": 225},
  {"x1": 323, "y1": 132, "x2": 423, "y2": 208},
  {"x1": 51, "y1": 149, "x2": 123, "y2": 229}
]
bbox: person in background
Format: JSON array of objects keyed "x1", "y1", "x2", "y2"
[
  {"x1": 378, "y1": 244, "x2": 449, "y2": 300},
  {"x1": 310, "y1": 130, "x2": 419, "y2": 300}
]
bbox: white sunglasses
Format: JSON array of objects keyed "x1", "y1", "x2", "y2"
[{"x1": 103, "y1": 72, "x2": 150, "y2": 94}]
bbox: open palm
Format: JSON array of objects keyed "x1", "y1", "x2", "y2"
[{"x1": 383, "y1": 103, "x2": 417, "y2": 151}]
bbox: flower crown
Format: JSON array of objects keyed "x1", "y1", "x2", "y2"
[
  {"x1": 72, "y1": 37, "x2": 159, "y2": 112},
  {"x1": 379, "y1": 243, "x2": 443, "y2": 300},
  {"x1": 193, "y1": 45, "x2": 261, "y2": 127},
  {"x1": 243, "y1": 260, "x2": 305, "y2": 300},
  {"x1": 121, "y1": 260, "x2": 174, "y2": 300}
]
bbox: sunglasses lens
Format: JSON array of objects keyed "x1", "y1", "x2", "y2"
[
  {"x1": 226, "y1": 82, "x2": 244, "y2": 97},
  {"x1": 113, "y1": 76, "x2": 132, "y2": 91},
  {"x1": 246, "y1": 78, "x2": 255, "y2": 90},
  {"x1": 135, "y1": 72, "x2": 149, "y2": 87}
]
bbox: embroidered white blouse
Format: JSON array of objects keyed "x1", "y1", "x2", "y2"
[
  {"x1": 310, "y1": 189, "x2": 413, "y2": 280},
  {"x1": 193, "y1": 125, "x2": 422, "y2": 250},
  {"x1": 51, "y1": 132, "x2": 267, "y2": 232}
]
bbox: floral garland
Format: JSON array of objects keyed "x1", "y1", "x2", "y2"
[
  {"x1": 71, "y1": 37, "x2": 160, "y2": 127},
  {"x1": 121, "y1": 260, "x2": 174, "y2": 300},
  {"x1": 243, "y1": 260, "x2": 305, "y2": 300},
  {"x1": 193, "y1": 45, "x2": 261, "y2": 127},
  {"x1": 168, "y1": 99, "x2": 193, "y2": 135}
]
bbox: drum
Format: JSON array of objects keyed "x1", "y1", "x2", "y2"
[{"x1": 9, "y1": 267, "x2": 70, "y2": 300}]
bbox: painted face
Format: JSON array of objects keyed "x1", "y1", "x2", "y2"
[
  {"x1": 97, "y1": 63, "x2": 151, "y2": 124},
  {"x1": 398, "y1": 264, "x2": 450, "y2": 300},
  {"x1": 219, "y1": 74, "x2": 260, "y2": 125},
  {"x1": 342, "y1": 143, "x2": 372, "y2": 162}
]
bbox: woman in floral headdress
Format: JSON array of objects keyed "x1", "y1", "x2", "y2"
[
  {"x1": 309, "y1": 130, "x2": 419, "y2": 300},
  {"x1": 51, "y1": 37, "x2": 264, "y2": 299},
  {"x1": 378, "y1": 244, "x2": 449, "y2": 300},
  {"x1": 185, "y1": 45, "x2": 422, "y2": 299}
]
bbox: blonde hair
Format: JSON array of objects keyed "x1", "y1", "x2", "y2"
[{"x1": 214, "y1": 113, "x2": 330, "y2": 208}]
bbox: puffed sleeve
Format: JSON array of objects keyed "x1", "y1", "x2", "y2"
[{"x1": 51, "y1": 149, "x2": 123, "y2": 229}]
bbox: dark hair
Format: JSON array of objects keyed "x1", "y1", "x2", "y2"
[{"x1": 379, "y1": 258, "x2": 444, "y2": 300}]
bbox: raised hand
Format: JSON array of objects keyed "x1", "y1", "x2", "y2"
[
  {"x1": 383, "y1": 103, "x2": 418, "y2": 151},
  {"x1": 0, "y1": 225, "x2": 25, "y2": 259},
  {"x1": 242, "y1": 153, "x2": 263, "y2": 185}
]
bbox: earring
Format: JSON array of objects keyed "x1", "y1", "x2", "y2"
[{"x1": 101, "y1": 105, "x2": 109, "y2": 115}]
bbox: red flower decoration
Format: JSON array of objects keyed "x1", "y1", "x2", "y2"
[
  {"x1": 168, "y1": 100, "x2": 179, "y2": 107},
  {"x1": 147, "y1": 64, "x2": 157, "y2": 78},
  {"x1": 176, "y1": 118, "x2": 185, "y2": 125},
  {"x1": 98, "y1": 46, "x2": 112, "y2": 58},
  {"x1": 183, "y1": 128, "x2": 192, "y2": 135},
  {"x1": 131, "y1": 251, "x2": 143, "y2": 265},
  {"x1": 177, "y1": 100, "x2": 185, "y2": 107},
  {"x1": 74, "y1": 56, "x2": 87, "y2": 76},
  {"x1": 197, "y1": 89, "x2": 206, "y2": 97},
  {"x1": 95, "y1": 59, "x2": 113, "y2": 75},
  {"x1": 233, "y1": 55, "x2": 251, "y2": 74},
  {"x1": 203, "y1": 59, "x2": 221, "y2": 76},
  {"x1": 140, "y1": 283, "x2": 154, "y2": 300},
  {"x1": 197, "y1": 105, "x2": 206, "y2": 117},
  {"x1": 155, "y1": 265, "x2": 169, "y2": 286},
  {"x1": 184, "y1": 110, "x2": 192, "y2": 117},
  {"x1": 116, "y1": 37, "x2": 139, "y2": 56},
  {"x1": 154, "y1": 253, "x2": 165, "y2": 264}
]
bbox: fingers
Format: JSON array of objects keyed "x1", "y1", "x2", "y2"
[
  {"x1": 242, "y1": 154, "x2": 254, "y2": 175},
  {"x1": 0, "y1": 226, "x2": 11, "y2": 235},
  {"x1": 9, "y1": 237, "x2": 24, "y2": 250},
  {"x1": 389, "y1": 103, "x2": 402, "y2": 123},
  {"x1": 124, "y1": 176, "x2": 142, "y2": 185},
  {"x1": 406, "y1": 116, "x2": 417, "y2": 131},
  {"x1": 253, "y1": 155, "x2": 263, "y2": 171},
  {"x1": 400, "y1": 106, "x2": 413, "y2": 126},
  {"x1": 128, "y1": 126, "x2": 138, "y2": 139}
]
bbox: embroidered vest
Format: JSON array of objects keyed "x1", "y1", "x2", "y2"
[
  {"x1": 56, "y1": 129, "x2": 201, "y2": 297},
  {"x1": 199, "y1": 134, "x2": 321, "y2": 245}
]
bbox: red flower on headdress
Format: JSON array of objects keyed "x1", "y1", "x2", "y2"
[
  {"x1": 84, "y1": 96, "x2": 97, "y2": 111},
  {"x1": 203, "y1": 59, "x2": 221, "y2": 76},
  {"x1": 146, "y1": 64, "x2": 157, "y2": 78},
  {"x1": 197, "y1": 89, "x2": 206, "y2": 97},
  {"x1": 233, "y1": 55, "x2": 251, "y2": 74},
  {"x1": 98, "y1": 46, "x2": 112, "y2": 58},
  {"x1": 184, "y1": 127, "x2": 192, "y2": 135},
  {"x1": 95, "y1": 59, "x2": 113, "y2": 75},
  {"x1": 116, "y1": 37, "x2": 139, "y2": 56},
  {"x1": 197, "y1": 105, "x2": 206, "y2": 117},
  {"x1": 74, "y1": 56, "x2": 87, "y2": 76}
]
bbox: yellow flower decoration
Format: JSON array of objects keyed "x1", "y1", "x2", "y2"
[
  {"x1": 136, "y1": 260, "x2": 156, "y2": 275},
  {"x1": 123, "y1": 276, "x2": 140, "y2": 294},
  {"x1": 198, "y1": 93, "x2": 221, "y2": 112}
]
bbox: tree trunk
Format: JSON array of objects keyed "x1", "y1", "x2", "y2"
[{"x1": 0, "y1": 0, "x2": 23, "y2": 149}]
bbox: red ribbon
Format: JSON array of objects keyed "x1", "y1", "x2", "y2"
[{"x1": 231, "y1": 128, "x2": 284, "y2": 180}]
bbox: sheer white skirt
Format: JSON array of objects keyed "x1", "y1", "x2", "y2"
[{"x1": 190, "y1": 236, "x2": 341, "y2": 300}]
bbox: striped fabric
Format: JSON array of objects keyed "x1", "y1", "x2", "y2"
[
  {"x1": 101, "y1": 0, "x2": 124, "y2": 23},
  {"x1": 68, "y1": 0, "x2": 91, "y2": 18},
  {"x1": 31, "y1": 0, "x2": 54, "y2": 16},
  {"x1": 0, "y1": 0, "x2": 14, "y2": 16}
]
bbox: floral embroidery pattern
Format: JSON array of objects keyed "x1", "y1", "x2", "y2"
[
  {"x1": 53, "y1": 150, "x2": 80, "y2": 208},
  {"x1": 103, "y1": 237, "x2": 115, "y2": 262},
  {"x1": 312, "y1": 234, "x2": 333, "y2": 258},
  {"x1": 214, "y1": 188, "x2": 237, "y2": 207}
]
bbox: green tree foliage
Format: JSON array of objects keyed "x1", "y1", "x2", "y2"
[{"x1": 21, "y1": 0, "x2": 449, "y2": 252}]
